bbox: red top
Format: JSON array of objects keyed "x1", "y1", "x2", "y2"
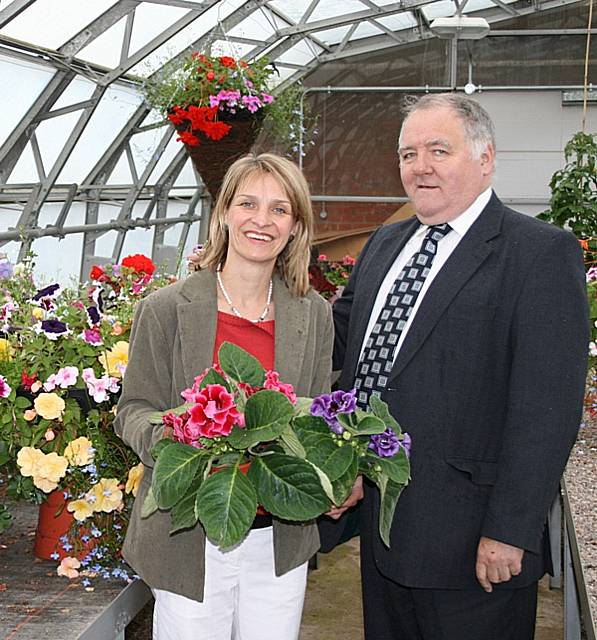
[{"x1": 213, "y1": 311, "x2": 275, "y2": 371}]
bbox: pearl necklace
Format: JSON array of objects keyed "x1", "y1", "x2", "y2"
[{"x1": 216, "y1": 268, "x2": 273, "y2": 323}]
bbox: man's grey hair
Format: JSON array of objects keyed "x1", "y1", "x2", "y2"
[{"x1": 399, "y1": 93, "x2": 496, "y2": 160}]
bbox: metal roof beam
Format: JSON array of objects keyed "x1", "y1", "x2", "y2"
[{"x1": 0, "y1": 0, "x2": 37, "y2": 28}]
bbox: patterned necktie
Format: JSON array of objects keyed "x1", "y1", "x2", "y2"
[{"x1": 354, "y1": 223, "x2": 452, "y2": 407}]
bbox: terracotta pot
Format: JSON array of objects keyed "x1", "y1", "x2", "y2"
[
  {"x1": 175, "y1": 110, "x2": 264, "y2": 199},
  {"x1": 34, "y1": 490, "x2": 94, "y2": 561}
]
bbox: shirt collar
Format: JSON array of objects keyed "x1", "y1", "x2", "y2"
[{"x1": 415, "y1": 187, "x2": 493, "y2": 239}]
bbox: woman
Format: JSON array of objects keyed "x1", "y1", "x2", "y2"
[{"x1": 115, "y1": 153, "x2": 333, "y2": 640}]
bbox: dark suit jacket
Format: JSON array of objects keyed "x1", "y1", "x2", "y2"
[{"x1": 333, "y1": 193, "x2": 589, "y2": 590}]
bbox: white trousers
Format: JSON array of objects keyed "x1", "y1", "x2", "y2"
[{"x1": 152, "y1": 527, "x2": 308, "y2": 640}]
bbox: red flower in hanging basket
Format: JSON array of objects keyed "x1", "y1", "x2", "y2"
[{"x1": 121, "y1": 254, "x2": 156, "y2": 276}]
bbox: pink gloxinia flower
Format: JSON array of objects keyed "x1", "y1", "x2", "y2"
[
  {"x1": 264, "y1": 371, "x2": 297, "y2": 404},
  {"x1": 187, "y1": 384, "x2": 241, "y2": 439}
]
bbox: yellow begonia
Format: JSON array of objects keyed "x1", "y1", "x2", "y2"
[
  {"x1": 0, "y1": 338, "x2": 14, "y2": 360},
  {"x1": 31, "y1": 452, "x2": 68, "y2": 493},
  {"x1": 67, "y1": 498, "x2": 94, "y2": 522},
  {"x1": 86, "y1": 478, "x2": 123, "y2": 513},
  {"x1": 57, "y1": 556, "x2": 81, "y2": 579},
  {"x1": 16, "y1": 446, "x2": 45, "y2": 476},
  {"x1": 98, "y1": 341, "x2": 129, "y2": 378},
  {"x1": 125, "y1": 463, "x2": 144, "y2": 497},
  {"x1": 31, "y1": 307, "x2": 44, "y2": 320},
  {"x1": 34, "y1": 392, "x2": 65, "y2": 420},
  {"x1": 64, "y1": 436, "x2": 94, "y2": 466}
]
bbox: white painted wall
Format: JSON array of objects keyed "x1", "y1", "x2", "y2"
[{"x1": 472, "y1": 90, "x2": 597, "y2": 217}]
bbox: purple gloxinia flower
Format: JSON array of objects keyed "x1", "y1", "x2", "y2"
[
  {"x1": 0, "y1": 261, "x2": 13, "y2": 279},
  {"x1": 32, "y1": 283, "x2": 60, "y2": 301},
  {"x1": 38, "y1": 319, "x2": 70, "y2": 340},
  {"x1": 310, "y1": 389, "x2": 357, "y2": 434},
  {"x1": 369, "y1": 428, "x2": 401, "y2": 458}
]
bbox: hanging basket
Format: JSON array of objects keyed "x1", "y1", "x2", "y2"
[{"x1": 175, "y1": 110, "x2": 264, "y2": 199}]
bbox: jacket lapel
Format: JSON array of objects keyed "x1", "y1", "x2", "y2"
[
  {"x1": 273, "y1": 275, "x2": 310, "y2": 387},
  {"x1": 389, "y1": 194, "x2": 504, "y2": 382},
  {"x1": 177, "y1": 271, "x2": 218, "y2": 387}
]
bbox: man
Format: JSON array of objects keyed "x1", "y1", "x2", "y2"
[{"x1": 331, "y1": 94, "x2": 589, "y2": 639}]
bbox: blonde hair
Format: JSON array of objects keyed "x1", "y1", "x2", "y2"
[{"x1": 198, "y1": 153, "x2": 314, "y2": 297}]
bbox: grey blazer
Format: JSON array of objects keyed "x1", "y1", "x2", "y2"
[{"x1": 114, "y1": 269, "x2": 333, "y2": 602}]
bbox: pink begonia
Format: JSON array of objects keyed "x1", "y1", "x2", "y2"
[
  {"x1": 210, "y1": 89, "x2": 241, "y2": 109},
  {"x1": 82, "y1": 368, "x2": 120, "y2": 403},
  {"x1": 261, "y1": 93, "x2": 274, "y2": 104},
  {"x1": 44, "y1": 366, "x2": 79, "y2": 391},
  {"x1": 0, "y1": 374, "x2": 11, "y2": 398},
  {"x1": 264, "y1": 370, "x2": 297, "y2": 404},
  {"x1": 81, "y1": 328, "x2": 103, "y2": 346}
]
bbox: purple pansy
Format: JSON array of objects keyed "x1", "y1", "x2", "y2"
[
  {"x1": 37, "y1": 319, "x2": 70, "y2": 340},
  {"x1": 310, "y1": 389, "x2": 357, "y2": 434},
  {"x1": 32, "y1": 283, "x2": 61, "y2": 301}
]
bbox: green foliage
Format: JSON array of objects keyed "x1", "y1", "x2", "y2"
[{"x1": 538, "y1": 132, "x2": 597, "y2": 236}]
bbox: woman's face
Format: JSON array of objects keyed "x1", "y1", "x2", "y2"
[{"x1": 224, "y1": 172, "x2": 298, "y2": 271}]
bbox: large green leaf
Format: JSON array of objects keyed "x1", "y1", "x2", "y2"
[
  {"x1": 330, "y1": 452, "x2": 359, "y2": 506},
  {"x1": 195, "y1": 465, "x2": 257, "y2": 548},
  {"x1": 151, "y1": 437, "x2": 177, "y2": 459},
  {"x1": 377, "y1": 475, "x2": 405, "y2": 548},
  {"x1": 248, "y1": 454, "x2": 331, "y2": 520},
  {"x1": 170, "y1": 470, "x2": 205, "y2": 534},
  {"x1": 305, "y1": 439, "x2": 355, "y2": 482},
  {"x1": 152, "y1": 442, "x2": 207, "y2": 509},
  {"x1": 279, "y1": 425, "x2": 306, "y2": 458},
  {"x1": 227, "y1": 390, "x2": 294, "y2": 449},
  {"x1": 376, "y1": 453, "x2": 411, "y2": 485},
  {"x1": 198, "y1": 368, "x2": 229, "y2": 390},
  {"x1": 344, "y1": 413, "x2": 386, "y2": 436},
  {"x1": 141, "y1": 486, "x2": 159, "y2": 518},
  {"x1": 218, "y1": 341, "x2": 265, "y2": 387},
  {"x1": 369, "y1": 395, "x2": 401, "y2": 433}
]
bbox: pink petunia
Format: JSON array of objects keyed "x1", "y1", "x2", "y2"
[
  {"x1": 82, "y1": 368, "x2": 120, "y2": 403},
  {"x1": 0, "y1": 375, "x2": 11, "y2": 398},
  {"x1": 44, "y1": 366, "x2": 79, "y2": 391}
]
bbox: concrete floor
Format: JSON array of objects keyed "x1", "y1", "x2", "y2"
[{"x1": 300, "y1": 539, "x2": 563, "y2": 640}]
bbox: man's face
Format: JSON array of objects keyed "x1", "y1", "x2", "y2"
[{"x1": 398, "y1": 106, "x2": 495, "y2": 225}]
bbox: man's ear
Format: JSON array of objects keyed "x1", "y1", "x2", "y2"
[{"x1": 480, "y1": 144, "x2": 495, "y2": 176}]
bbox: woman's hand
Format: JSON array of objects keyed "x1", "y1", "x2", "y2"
[{"x1": 325, "y1": 476, "x2": 363, "y2": 520}]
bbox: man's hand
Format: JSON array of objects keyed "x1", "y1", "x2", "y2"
[
  {"x1": 325, "y1": 476, "x2": 363, "y2": 520},
  {"x1": 476, "y1": 536, "x2": 524, "y2": 593}
]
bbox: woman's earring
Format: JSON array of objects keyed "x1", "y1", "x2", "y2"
[{"x1": 288, "y1": 234, "x2": 295, "y2": 242}]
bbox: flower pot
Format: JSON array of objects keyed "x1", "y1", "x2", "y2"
[
  {"x1": 175, "y1": 110, "x2": 264, "y2": 199},
  {"x1": 34, "y1": 489, "x2": 94, "y2": 561}
]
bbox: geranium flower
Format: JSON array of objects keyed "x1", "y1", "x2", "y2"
[
  {"x1": 57, "y1": 557, "x2": 81, "y2": 578},
  {"x1": 121, "y1": 254, "x2": 156, "y2": 276},
  {"x1": 86, "y1": 478, "x2": 123, "y2": 513},
  {"x1": 187, "y1": 384, "x2": 241, "y2": 438},
  {"x1": 34, "y1": 392, "x2": 66, "y2": 420},
  {"x1": 64, "y1": 436, "x2": 94, "y2": 466},
  {"x1": 0, "y1": 374, "x2": 11, "y2": 398},
  {"x1": 98, "y1": 341, "x2": 129, "y2": 378},
  {"x1": 125, "y1": 463, "x2": 144, "y2": 497},
  {"x1": 264, "y1": 370, "x2": 297, "y2": 404},
  {"x1": 310, "y1": 389, "x2": 357, "y2": 434},
  {"x1": 20, "y1": 370, "x2": 38, "y2": 390},
  {"x1": 89, "y1": 265, "x2": 105, "y2": 281},
  {"x1": 67, "y1": 498, "x2": 94, "y2": 521}
]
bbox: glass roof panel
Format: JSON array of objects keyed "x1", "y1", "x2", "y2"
[
  {"x1": 421, "y1": 0, "x2": 456, "y2": 20},
  {"x1": 276, "y1": 39, "x2": 323, "y2": 66},
  {"x1": 0, "y1": 0, "x2": 120, "y2": 49},
  {"x1": 57, "y1": 86, "x2": 144, "y2": 183},
  {"x1": 228, "y1": 8, "x2": 279, "y2": 40},
  {"x1": 308, "y1": 1, "x2": 371, "y2": 23},
  {"x1": 51, "y1": 76, "x2": 96, "y2": 111},
  {"x1": 375, "y1": 13, "x2": 419, "y2": 30},
  {"x1": 128, "y1": 3, "x2": 188, "y2": 56},
  {"x1": 208, "y1": 39, "x2": 255, "y2": 59},
  {"x1": 314, "y1": 25, "x2": 354, "y2": 45},
  {"x1": 0, "y1": 55, "x2": 53, "y2": 150},
  {"x1": 76, "y1": 16, "x2": 127, "y2": 69},
  {"x1": 127, "y1": 0, "x2": 247, "y2": 77},
  {"x1": 350, "y1": 21, "x2": 385, "y2": 40},
  {"x1": 6, "y1": 141, "x2": 37, "y2": 183},
  {"x1": 268, "y1": 0, "x2": 316, "y2": 23}
]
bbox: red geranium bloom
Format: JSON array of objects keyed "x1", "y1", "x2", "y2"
[
  {"x1": 89, "y1": 265, "x2": 105, "y2": 281},
  {"x1": 219, "y1": 56, "x2": 237, "y2": 68},
  {"x1": 177, "y1": 131, "x2": 200, "y2": 146},
  {"x1": 187, "y1": 384, "x2": 241, "y2": 438},
  {"x1": 203, "y1": 120, "x2": 232, "y2": 141},
  {"x1": 20, "y1": 370, "x2": 38, "y2": 391},
  {"x1": 121, "y1": 254, "x2": 156, "y2": 276},
  {"x1": 167, "y1": 106, "x2": 189, "y2": 126}
]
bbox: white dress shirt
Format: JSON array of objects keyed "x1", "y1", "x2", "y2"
[{"x1": 359, "y1": 187, "x2": 493, "y2": 364}]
